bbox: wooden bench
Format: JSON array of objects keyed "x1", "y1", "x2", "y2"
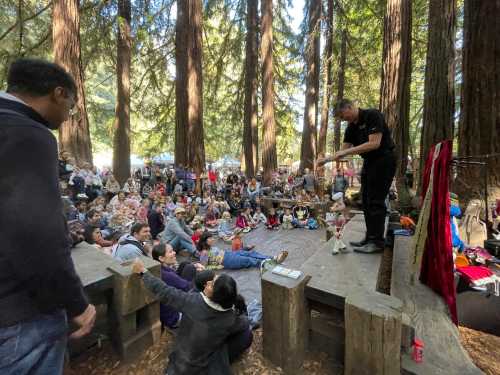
[
  {"x1": 71, "y1": 243, "x2": 161, "y2": 359},
  {"x1": 391, "y1": 236, "x2": 482, "y2": 375}
]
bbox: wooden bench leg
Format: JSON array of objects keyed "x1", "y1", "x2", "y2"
[
  {"x1": 344, "y1": 289, "x2": 403, "y2": 375},
  {"x1": 262, "y1": 272, "x2": 311, "y2": 374}
]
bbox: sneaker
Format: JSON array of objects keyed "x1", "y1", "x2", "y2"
[
  {"x1": 273, "y1": 250, "x2": 289, "y2": 264},
  {"x1": 349, "y1": 238, "x2": 368, "y2": 247},
  {"x1": 353, "y1": 242, "x2": 384, "y2": 254}
]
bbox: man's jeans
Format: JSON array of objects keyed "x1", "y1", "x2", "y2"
[
  {"x1": 0, "y1": 310, "x2": 68, "y2": 375},
  {"x1": 169, "y1": 236, "x2": 195, "y2": 254},
  {"x1": 223, "y1": 250, "x2": 269, "y2": 269}
]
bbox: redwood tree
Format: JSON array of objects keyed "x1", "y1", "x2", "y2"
[
  {"x1": 261, "y1": 0, "x2": 277, "y2": 185},
  {"x1": 175, "y1": 0, "x2": 189, "y2": 166},
  {"x1": 300, "y1": 0, "x2": 321, "y2": 172},
  {"x1": 186, "y1": 0, "x2": 205, "y2": 176},
  {"x1": 379, "y1": 0, "x2": 412, "y2": 202},
  {"x1": 457, "y1": 0, "x2": 500, "y2": 204},
  {"x1": 112, "y1": 0, "x2": 132, "y2": 185},
  {"x1": 420, "y1": 0, "x2": 456, "y2": 185},
  {"x1": 52, "y1": 0, "x2": 92, "y2": 165},
  {"x1": 243, "y1": 0, "x2": 259, "y2": 178},
  {"x1": 317, "y1": 0, "x2": 334, "y2": 161},
  {"x1": 333, "y1": 28, "x2": 347, "y2": 152}
]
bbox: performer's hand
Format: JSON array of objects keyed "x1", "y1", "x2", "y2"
[{"x1": 333, "y1": 150, "x2": 347, "y2": 161}]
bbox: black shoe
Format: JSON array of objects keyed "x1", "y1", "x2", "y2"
[
  {"x1": 353, "y1": 242, "x2": 384, "y2": 254},
  {"x1": 349, "y1": 238, "x2": 369, "y2": 247}
]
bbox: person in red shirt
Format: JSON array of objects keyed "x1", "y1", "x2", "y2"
[{"x1": 266, "y1": 208, "x2": 280, "y2": 230}]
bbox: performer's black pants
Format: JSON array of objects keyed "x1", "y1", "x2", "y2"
[{"x1": 360, "y1": 152, "x2": 396, "y2": 245}]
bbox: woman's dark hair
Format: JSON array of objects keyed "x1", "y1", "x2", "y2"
[
  {"x1": 7, "y1": 58, "x2": 76, "y2": 97},
  {"x1": 83, "y1": 224, "x2": 99, "y2": 244},
  {"x1": 211, "y1": 274, "x2": 238, "y2": 309},
  {"x1": 196, "y1": 232, "x2": 213, "y2": 252},
  {"x1": 131, "y1": 222, "x2": 148, "y2": 235},
  {"x1": 152, "y1": 243, "x2": 166, "y2": 261},
  {"x1": 194, "y1": 269, "x2": 215, "y2": 291}
]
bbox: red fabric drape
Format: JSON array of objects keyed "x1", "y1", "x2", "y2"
[{"x1": 419, "y1": 140, "x2": 458, "y2": 324}]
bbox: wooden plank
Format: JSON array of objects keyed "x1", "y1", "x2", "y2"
[
  {"x1": 301, "y1": 214, "x2": 381, "y2": 308},
  {"x1": 392, "y1": 236, "x2": 483, "y2": 375},
  {"x1": 344, "y1": 289, "x2": 402, "y2": 375}
]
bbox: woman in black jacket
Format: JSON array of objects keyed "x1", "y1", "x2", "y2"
[{"x1": 132, "y1": 258, "x2": 250, "y2": 375}]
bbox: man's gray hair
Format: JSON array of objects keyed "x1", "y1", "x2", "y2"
[{"x1": 334, "y1": 99, "x2": 355, "y2": 113}]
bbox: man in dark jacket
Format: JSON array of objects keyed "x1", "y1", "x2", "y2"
[{"x1": 0, "y1": 58, "x2": 95, "y2": 375}]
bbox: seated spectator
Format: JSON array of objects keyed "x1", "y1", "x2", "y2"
[
  {"x1": 104, "y1": 174, "x2": 121, "y2": 200},
  {"x1": 152, "y1": 243, "x2": 201, "y2": 329},
  {"x1": 75, "y1": 199, "x2": 88, "y2": 222},
  {"x1": 198, "y1": 233, "x2": 288, "y2": 270},
  {"x1": 332, "y1": 168, "x2": 349, "y2": 196},
  {"x1": 218, "y1": 211, "x2": 235, "y2": 242},
  {"x1": 281, "y1": 207, "x2": 294, "y2": 230},
  {"x1": 266, "y1": 208, "x2": 280, "y2": 230},
  {"x1": 235, "y1": 209, "x2": 251, "y2": 233},
  {"x1": 133, "y1": 259, "x2": 251, "y2": 374},
  {"x1": 191, "y1": 223, "x2": 204, "y2": 245},
  {"x1": 83, "y1": 224, "x2": 113, "y2": 255},
  {"x1": 252, "y1": 206, "x2": 267, "y2": 225},
  {"x1": 205, "y1": 204, "x2": 218, "y2": 229},
  {"x1": 148, "y1": 203, "x2": 165, "y2": 239},
  {"x1": 112, "y1": 223, "x2": 151, "y2": 262},
  {"x1": 109, "y1": 190, "x2": 127, "y2": 212},
  {"x1": 136, "y1": 198, "x2": 151, "y2": 224},
  {"x1": 161, "y1": 207, "x2": 197, "y2": 256}
]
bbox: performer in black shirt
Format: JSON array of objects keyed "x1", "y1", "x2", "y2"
[{"x1": 318, "y1": 99, "x2": 396, "y2": 253}]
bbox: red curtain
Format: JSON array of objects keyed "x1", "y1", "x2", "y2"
[{"x1": 420, "y1": 140, "x2": 457, "y2": 324}]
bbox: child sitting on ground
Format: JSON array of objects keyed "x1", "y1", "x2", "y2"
[
  {"x1": 306, "y1": 210, "x2": 319, "y2": 230},
  {"x1": 292, "y1": 204, "x2": 310, "y2": 228},
  {"x1": 266, "y1": 208, "x2": 280, "y2": 230},
  {"x1": 252, "y1": 206, "x2": 267, "y2": 225},
  {"x1": 204, "y1": 204, "x2": 218, "y2": 230},
  {"x1": 191, "y1": 223, "x2": 204, "y2": 246},
  {"x1": 218, "y1": 211, "x2": 236, "y2": 241},
  {"x1": 281, "y1": 207, "x2": 294, "y2": 230},
  {"x1": 236, "y1": 208, "x2": 254, "y2": 233}
]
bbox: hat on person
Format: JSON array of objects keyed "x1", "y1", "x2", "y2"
[
  {"x1": 175, "y1": 207, "x2": 186, "y2": 215},
  {"x1": 332, "y1": 192, "x2": 344, "y2": 201}
]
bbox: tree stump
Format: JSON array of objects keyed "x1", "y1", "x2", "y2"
[
  {"x1": 262, "y1": 271, "x2": 311, "y2": 374},
  {"x1": 344, "y1": 289, "x2": 403, "y2": 375}
]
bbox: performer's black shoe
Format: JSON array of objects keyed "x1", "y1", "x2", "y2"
[
  {"x1": 349, "y1": 238, "x2": 368, "y2": 247},
  {"x1": 353, "y1": 242, "x2": 384, "y2": 254}
]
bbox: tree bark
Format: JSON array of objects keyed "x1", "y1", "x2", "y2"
[
  {"x1": 379, "y1": 0, "x2": 412, "y2": 206},
  {"x1": 300, "y1": 0, "x2": 321, "y2": 172},
  {"x1": 175, "y1": 0, "x2": 189, "y2": 167},
  {"x1": 317, "y1": 0, "x2": 334, "y2": 161},
  {"x1": 53, "y1": 0, "x2": 93, "y2": 166},
  {"x1": 457, "y1": 0, "x2": 500, "y2": 205},
  {"x1": 243, "y1": 0, "x2": 259, "y2": 178},
  {"x1": 420, "y1": 0, "x2": 455, "y2": 187},
  {"x1": 186, "y1": 0, "x2": 205, "y2": 176},
  {"x1": 334, "y1": 28, "x2": 347, "y2": 152},
  {"x1": 261, "y1": 0, "x2": 277, "y2": 185},
  {"x1": 112, "y1": 0, "x2": 132, "y2": 185}
]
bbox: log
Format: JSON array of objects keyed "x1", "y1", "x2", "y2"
[{"x1": 344, "y1": 289, "x2": 403, "y2": 375}]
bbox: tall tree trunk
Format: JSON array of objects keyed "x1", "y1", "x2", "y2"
[
  {"x1": 186, "y1": 0, "x2": 205, "y2": 177},
  {"x1": 243, "y1": 0, "x2": 259, "y2": 178},
  {"x1": 175, "y1": 0, "x2": 189, "y2": 167},
  {"x1": 112, "y1": 0, "x2": 132, "y2": 185},
  {"x1": 334, "y1": 28, "x2": 347, "y2": 152},
  {"x1": 457, "y1": 0, "x2": 500, "y2": 205},
  {"x1": 261, "y1": 0, "x2": 277, "y2": 185},
  {"x1": 420, "y1": 0, "x2": 455, "y2": 189},
  {"x1": 379, "y1": 0, "x2": 412, "y2": 205},
  {"x1": 300, "y1": 0, "x2": 321, "y2": 172},
  {"x1": 53, "y1": 0, "x2": 92, "y2": 166},
  {"x1": 317, "y1": 0, "x2": 334, "y2": 161}
]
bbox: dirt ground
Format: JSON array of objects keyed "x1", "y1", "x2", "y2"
[
  {"x1": 65, "y1": 328, "x2": 341, "y2": 375},
  {"x1": 459, "y1": 326, "x2": 500, "y2": 375}
]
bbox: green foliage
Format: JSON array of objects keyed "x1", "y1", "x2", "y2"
[{"x1": 0, "y1": 0, "x2": 436, "y2": 164}]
